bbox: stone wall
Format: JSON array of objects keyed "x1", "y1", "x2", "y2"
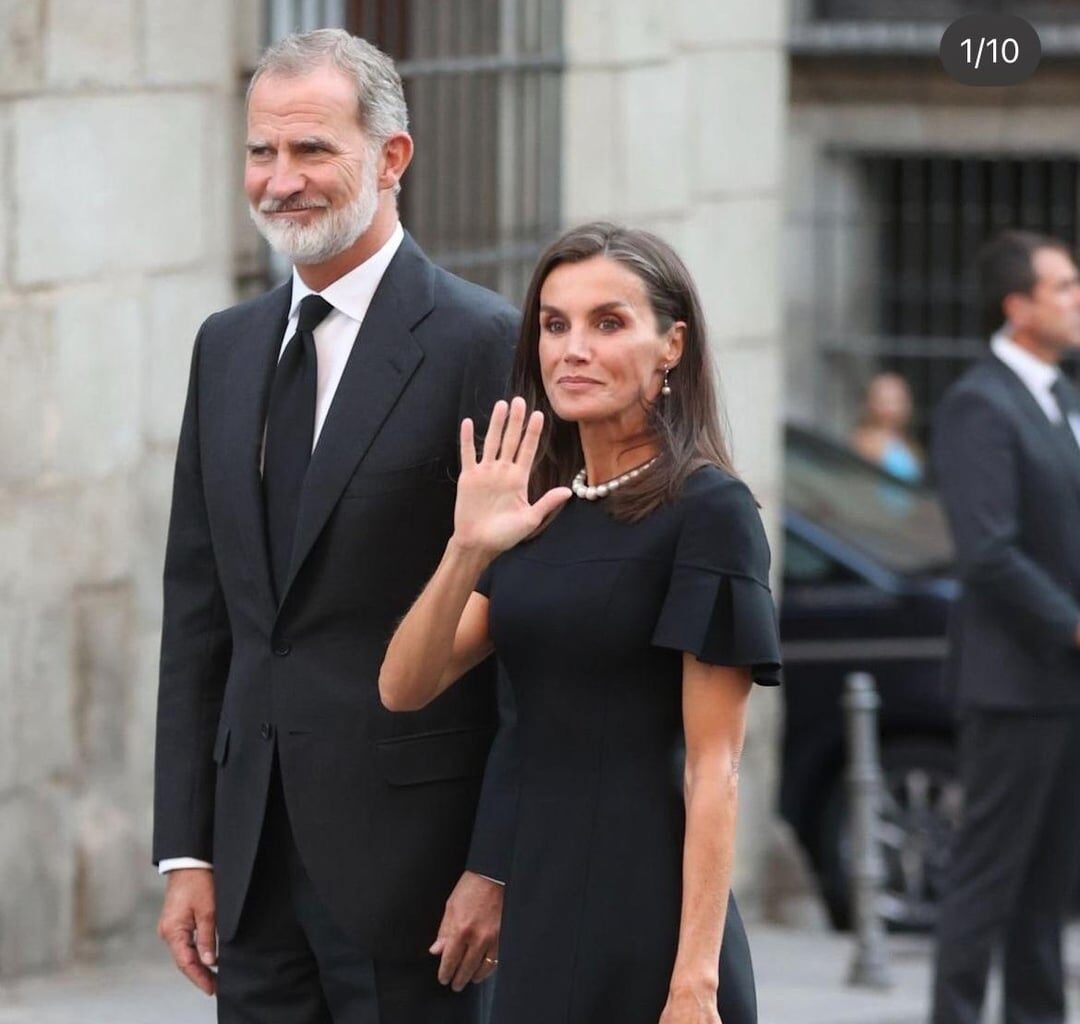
[
  {"x1": 560, "y1": 0, "x2": 789, "y2": 909},
  {"x1": 0, "y1": 0, "x2": 239, "y2": 976}
]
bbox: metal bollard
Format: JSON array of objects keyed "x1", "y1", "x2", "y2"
[{"x1": 843, "y1": 671, "x2": 893, "y2": 989}]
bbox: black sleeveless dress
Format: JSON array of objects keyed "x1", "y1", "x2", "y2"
[{"x1": 476, "y1": 465, "x2": 782, "y2": 1024}]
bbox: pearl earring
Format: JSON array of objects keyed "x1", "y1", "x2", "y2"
[{"x1": 661, "y1": 367, "x2": 672, "y2": 397}]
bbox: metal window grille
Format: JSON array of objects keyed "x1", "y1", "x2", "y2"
[
  {"x1": 811, "y1": 153, "x2": 1080, "y2": 442},
  {"x1": 349, "y1": 0, "x2": 563, "y2": 301},
  {"x1": 260, "y1": 1, "x2": 563, "y2": 304},
  {"x1": 812, "y1": 0, "x2": 1080, "y2": 22}
]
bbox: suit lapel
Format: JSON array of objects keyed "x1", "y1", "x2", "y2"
[
  {"x1": 223, "y1": 282, "x2": 291, "y2": 618},
  {"x1": 277, "y1": 234, "x2": 433, "y2": 605},
  {"x1": 988, "y1": 355, "x2": 1080, "y2": 501}
]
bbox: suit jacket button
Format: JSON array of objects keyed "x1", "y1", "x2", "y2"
[
  {"x1": 273, "y1": 640, "x2": 292, "y2": 657},
  {"x1": 260, "y1": 722, "x2": 273, "y2": 741}
]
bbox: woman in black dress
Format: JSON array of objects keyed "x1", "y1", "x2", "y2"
[{"x1": 380, "y1": 223, "x2": 781, "y2": 1024}]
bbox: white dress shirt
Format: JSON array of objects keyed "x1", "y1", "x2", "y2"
[
  {"x1": 159, "y1": 224, "x2": 405, "y2": 875},
  {"x1": 990, "y1": 329, "x2": 1080, "y2": 446}
]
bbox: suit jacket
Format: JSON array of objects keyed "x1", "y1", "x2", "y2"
[
  {"x1": 932, "y1": 353, "x2": 1080, "y2": 711},
  {"x1": 153, "y1": 232, "x2": 519, "y2": 955}
]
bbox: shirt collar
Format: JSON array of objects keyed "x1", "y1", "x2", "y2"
[
  {"x1": 287, "y1": 221, "x2": 405, "y2": 323},
  {"x1": 990, "y1": 328, "x2": 1061, "y2": 394}
]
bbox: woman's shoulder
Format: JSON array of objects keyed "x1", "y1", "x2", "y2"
[{"x1": 678, "y1": 463, "x2": 758, "y2": 514}]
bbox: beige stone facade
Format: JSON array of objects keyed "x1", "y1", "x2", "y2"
[{"x1": 0, "y1": 0, "x2": 789, "y2": 974}]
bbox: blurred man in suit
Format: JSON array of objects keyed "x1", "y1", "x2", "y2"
[
  {"x1": 153, "y1": 29, "x2": 516, "y2": 1024},
  {"x1": 931, "y1": 230, "x2": 1080, "y2": 1024}
]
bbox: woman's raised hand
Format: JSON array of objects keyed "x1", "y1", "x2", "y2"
[{"x1": 454, "y1": 397, "x2": 572, "y2": 557}]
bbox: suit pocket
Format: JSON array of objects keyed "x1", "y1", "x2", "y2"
[
  {"x1": 376, "y1": 727, "x2": 493, "y2": 786},
  {"x1": 212, "y1": 723, "x2": 231, "y2": 766},
  {"x1": 342, "y1": 457, "x2": 450, "y2": 498}
]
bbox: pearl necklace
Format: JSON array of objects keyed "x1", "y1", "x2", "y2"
[{"x1": 571, "y1": 456, "x2": 659, "y2": 500}]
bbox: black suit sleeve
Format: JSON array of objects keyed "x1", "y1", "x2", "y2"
[
  {"x1": 932, "y1": 388, "x2": 1080, "y2": 651},
  {"x1": 460, "y1": 306, "x2": 519, "y2": 881},
  {"x1": 152, "y1": 327, "x2": 232, "y2": 864}
]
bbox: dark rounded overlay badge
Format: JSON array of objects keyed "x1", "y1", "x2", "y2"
[{"x1": 940, "y1": 14, "x2": 1041, "y2": 86}]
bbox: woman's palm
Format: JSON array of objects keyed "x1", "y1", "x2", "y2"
[{"x1": 455, "y1": 397, "x2": 571, "y2": 555}]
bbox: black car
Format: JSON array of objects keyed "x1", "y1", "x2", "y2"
[{"x1": 779, "y1": 425, "x2": 961, "y2": 930}]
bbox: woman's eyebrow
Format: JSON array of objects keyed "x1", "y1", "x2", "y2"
[{"x1": 539, "y1": 301, "x2": 633, "y2": 316}]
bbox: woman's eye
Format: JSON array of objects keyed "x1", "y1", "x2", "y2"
[
  {"x1": 598, "y1": 317, "x2": 621, "y2": 331},
  {"x1": 543, "y1": 319, "x2": 567, "y2": 333}
]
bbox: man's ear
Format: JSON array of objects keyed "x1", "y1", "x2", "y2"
[
  {"x1": 1001, "y1": 292, "x2": 1030, "y2": 330},
  {"x1": 379, "y1": 132, "x2": 414, "y2": 192}
]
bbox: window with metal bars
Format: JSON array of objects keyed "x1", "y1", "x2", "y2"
[
  {"x1": 259, "y1": 1, "x2": 563, "y2": 304},
  {"x1": 813, "y1": 0, "x2": 1080, "y2": 21},
  {"x1": 813, "y1": 154, "x2": 1080, "y2": 442},
  {"x1": 348, "y1": 1, "x2": 563, "y2": 301}
]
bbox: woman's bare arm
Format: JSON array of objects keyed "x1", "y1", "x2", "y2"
[{"x1": 660, "y1": 656, "x2": 753, "y2": 1022}]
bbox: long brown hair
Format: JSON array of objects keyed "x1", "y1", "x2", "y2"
[{"x1": 512, "y1": 222, "x2": 737, "y2": 522}]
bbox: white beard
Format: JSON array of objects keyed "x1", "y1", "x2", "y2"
[{"x1": 249, "y1": 162, "x2": 380, "y2": 265}]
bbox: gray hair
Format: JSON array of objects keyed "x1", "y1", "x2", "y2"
[{"x1": 248, "y1": 29, "x2": 410, "y2": 144}]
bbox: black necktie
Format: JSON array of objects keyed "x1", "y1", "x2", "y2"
[
  {"x1": 264, "y1": 294, "x2": 334, "y2": 596},
  {"x1": 1050, "y1": 375, "x2": 1080, "y2": 451}
]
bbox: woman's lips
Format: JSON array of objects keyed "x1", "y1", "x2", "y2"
[{"x1": 558, "y1": 377, "x2": 601, "y2": 389}]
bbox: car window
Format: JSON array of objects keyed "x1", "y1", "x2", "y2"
[
  {"x1": 783, "y1": 530, "x2": 861, "y2": 585},
  {"x1": 785, "y1": 427, "x2": 954, "y2": 576}
]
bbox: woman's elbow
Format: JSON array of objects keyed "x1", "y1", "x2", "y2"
[{"x1": 378, "y1": 666, "x2": 422, "y2": 712}]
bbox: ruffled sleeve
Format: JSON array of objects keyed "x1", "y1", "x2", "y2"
[{"x1": 651, "y1": 471, "x2": 782, "y2": 686}]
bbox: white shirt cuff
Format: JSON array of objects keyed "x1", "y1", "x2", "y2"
[
  {"x1": 476, "y1": 873, "x2": 505, "y2": 887},
  {"x1": 159, "y1": 857, "x2": 213, "y2": 874}
]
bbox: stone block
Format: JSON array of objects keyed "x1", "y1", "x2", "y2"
[
  {"x1": 674, "y1": 0, "x2": 785, "y2": 49},
  {"x1": 74, "y1": 793, "x2": 139, "y2": 935},
  {"x1": 45, "y1": 0, "x2": 138, "y2": 89},
  {"x1": 0, "y1": 0, "x2": 43, "y2": 96},
  {"x1": 0, "y1": 787, "x2": 76, "y2": 977},
  {"x1": 564, "y1": 0, "x2": 672, "y2": 67},
  {"x1": 0, "y1": 302, "x2": 51, "y2": 486},
  {"x1": 12, "y1": 599, "x2": 77, "y2": 790},
  {"x1": 126, "y1": 625, "x2": 163, "y2": 808},
  {"x1": 13, "y1": 95, "x2": 207, "y2": 285},
  {"x1": 203, "y1": 97, "x2": 239, "y2": 267},
  {"x1": 689, "y1": 49, "x2": 786, "y2": 197},
  {"x1": 715, "y1": 339, "x2": 783, "y2": 487},
  {"x1": 234, "y1": 0, "x2": 267, "y2": 73},
  {"x1": 561, "y1": 69, "x2": 620, "y2": 222},
  {"x1": 0, "y1": 110, "x2": 9, "y2": 285},
  {"x1": 50, "y1": 287, "x2": 142, "y2": 480},
  {"x1": 144, "y1": 273, "x2": 233, "y2": 448},
  {"x1": 684, "y1": 197, "x2": 782, "y2": 342},
  {"x1": 619, "y1": 62, "x2": 690, "y2": 218},
  {"x1": 0, "y1": 603, "x2": 18, "y2": 794},
  {"x1": 74, "y1": 582, "x2": 134, "y2": 778},
  {"x1": 133, "y1": 452, "x2": 175, "y2": 629},
  {"x1": 144, "y1": 0, "x2": 233, "y2": 87}
]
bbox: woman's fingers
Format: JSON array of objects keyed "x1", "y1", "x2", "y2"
[
  {"x1": 459, "y1": 417, "x2": 477, "y2": 469},
  {"x1": 498, "y1": 397, "x2": 528, "y2": 462},
  {"x1": 481, "y1": 400, "x2": 508, "y2": 462},
  {"x1": 514, "y1": 410, "x2": 545, "y2": 469},
  {"x1": 532, "y1": 486, "x2": 573, "y2": 523}
]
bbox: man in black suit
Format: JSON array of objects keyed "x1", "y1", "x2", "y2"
[
  {"x1": 931, "y1": 230, "x2": 1080, "y2": 1024},
  {"x1": 153, "y1": 29, "x2": 517, "y2": 1023}
]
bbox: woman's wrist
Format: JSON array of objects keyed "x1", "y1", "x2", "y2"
[
  {"x1": 668, "y1": 969, "x2": 719, "y2": 1000},
  {"x1": 446, "y1": 533, "x2": 497, "y2": 570}
]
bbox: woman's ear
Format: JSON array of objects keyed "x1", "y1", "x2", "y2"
[{"x1": 663, "y1": 321, "x2": 687, "y2": 368}]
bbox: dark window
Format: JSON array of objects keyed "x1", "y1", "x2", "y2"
[
  {"x1": 783, "y1": 531, "x2": 859, "y2": 586},
  {"x1": 348, "y1": 0, "x2": 563, "y2": 302},
  {"x1": 812, "y1": 154, "x2": 1080, "y2": 442},
  {"x1": 813, "y1": 0, "x2": 1080, "y2": 22}
]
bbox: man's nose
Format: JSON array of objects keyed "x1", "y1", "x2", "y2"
[{"x1": 265, "y1": 156, "x2": 305, "y2": 199}]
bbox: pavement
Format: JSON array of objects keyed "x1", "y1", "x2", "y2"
[{"x1": 1, "y1": 922, "x2": 1079, "y2": 1023}]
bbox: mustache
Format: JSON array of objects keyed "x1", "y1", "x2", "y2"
[{"x1": 257, "y1": 197, "x2": 330, "y2": 213}]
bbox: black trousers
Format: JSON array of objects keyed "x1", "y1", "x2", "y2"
[
  {"x1": 217, "y1": 754, "x2": 489, "y2": 1024},
  {"x1": 931, "y1": 711, "x2": 1080, "y2": 1024}
]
